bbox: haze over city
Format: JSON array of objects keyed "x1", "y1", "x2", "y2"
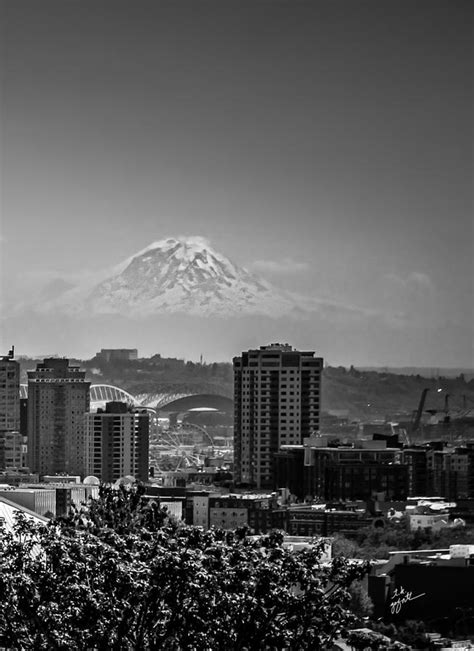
[{"x1": 1, "y1": 1, "x2": 472, "y2": 367}]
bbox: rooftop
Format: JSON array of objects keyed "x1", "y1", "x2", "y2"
[{"x1": 0, "y1": 495, "x2": 49, "y2": 534}]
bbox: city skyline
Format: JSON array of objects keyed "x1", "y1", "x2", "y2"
[{"x1": 1, "y1": 1, "x2": 472, "y2": 367}]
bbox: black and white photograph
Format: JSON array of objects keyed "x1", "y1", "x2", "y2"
[{"x1": 0, "y1": 0, "x2": 472, "y2": 648}]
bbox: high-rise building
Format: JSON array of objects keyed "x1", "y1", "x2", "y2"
[
  {"x1": 27, "y1": 358, "x2": 90, "y2": 477},
  {"x1": 0, "y1": 348, "x2": 24, "y2": 470},
  {"x1": 84, "y1": 401, "x2": 149, "y2": 483},
  {"x1": 233, "y1": 343, "x2": 323, "y2": 489},
  {"x1": 0, "y1": 348, "x2": 20, "y2": 432},
  {"x1": 2, "y1": 431, "x2": 27, "y2": 468}
]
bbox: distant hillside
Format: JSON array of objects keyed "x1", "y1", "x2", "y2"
[
  {"x1": 18, "y1": 356, "x2": 474, "y2": 419},
  {"x1": 18, "y1": 355, "x2": 234, "y2": 399},
  {"x1": 322, "y1": 366, "x2": 474, "y2": 419},
  {"x1": 359, "y1": 367, "x2": 474, "y2": 381}
]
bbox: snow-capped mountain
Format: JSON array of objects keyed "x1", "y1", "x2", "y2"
[{"x1": 45, "y1": 236, "x2": 304, "y2": 318}]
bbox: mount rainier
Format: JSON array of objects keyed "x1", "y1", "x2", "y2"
[{"x1": 43, "y1": 236, "x2": 307, "y2": 318}]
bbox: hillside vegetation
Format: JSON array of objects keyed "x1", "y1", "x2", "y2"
[
  {"x1": 18, "y1": 356, "x2": 474, "y2": 419},
  {"x1": 322, "y1": 366, "x2": 474, "y2": 419}
]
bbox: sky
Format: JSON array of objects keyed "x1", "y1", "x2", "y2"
[{"x1": 1, "y1": 0, "x2": 472, "y2": 366}]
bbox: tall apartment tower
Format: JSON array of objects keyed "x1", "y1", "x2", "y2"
[
  {"x1": 84, "y1": 401, "x2": 149, "y2": 483},
  {"x1": 0, "y1": 348, "x2": 20, "y2": 432},
  {"x1": 233, "y1": 343, "x2": 323, "y2": 489},
  {"x1": 27, "y1": 358, "x2": 90, "y2": 477}
]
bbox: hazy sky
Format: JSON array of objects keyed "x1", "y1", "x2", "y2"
[{"x1": 1, "y1": 0, "x2": 472, "y2": 365}]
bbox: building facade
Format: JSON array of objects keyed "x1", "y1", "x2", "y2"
[
  {"x1": 0, "y1": 349, "x2": 20, "y2": 433},
  {"x1": 0, "y1": 488, "x2": 57, "y2": 517},
  {"x1": 401, "y1": 444, "x2": 474, "y2": 500},
  {"x1": 233, "y1": 343, "x2": 323, "y2": 489},
  {"x1": 304, "y1": 438, "x2": 408, "y2": 501},
  {"x1": 84, "y1": 401, "x2": 149, "y2": 483},
  {"x1": 27, "y1": 358, "x2": 90, "y2": 477},
  {"x1": 208, "y1": 494, "x2": 278, "y2": 533},
  {"x1": 2, "y1": 431, "x2": 27, "y2": 468},
  {"x1": 0, "y1": 350, "x2": 26, "y2": 470},
  {"x1": 287, "y1": 505, "x2": 372, "y2": 537}
]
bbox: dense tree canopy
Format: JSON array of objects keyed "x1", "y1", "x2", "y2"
[
  {"x1": 332, "y1": 515, "x2": 474, "y2": 561},
  {"x1": 0, "y1": 485, "x2": 368, "y2": 650}
]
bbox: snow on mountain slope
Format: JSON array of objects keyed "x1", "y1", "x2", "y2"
[{"x1": 46, "y1": 236, "x2": 305, "y2": 318}]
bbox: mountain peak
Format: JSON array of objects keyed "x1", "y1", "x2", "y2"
[
  {"x1": 143, "y1": 235, "x2": 213, "y2": 255},
  {"x1": 38, "y1": 236, "x2": 303, "y2": 319},
  {"x1": 113, "y1": 236, "x2": 223, "y2": 275}
]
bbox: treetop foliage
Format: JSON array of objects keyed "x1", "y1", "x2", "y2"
[
  {"x1": 332, "y1": 515, "x2": 474, "y2": 560},
  {"x1": 0, "y1": 484, "x2": 368, "y2": 650}
]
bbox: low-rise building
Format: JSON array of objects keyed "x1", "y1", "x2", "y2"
[
  {"x1": 287, "y1": 503, "x2": 372, "y2": 537},
  {"x1": 0, "y1": 487, "x2": 57, "y2": 517},
  {"x1": 0, "y1": 469, "x2": 39, "y2": 485},
  {"x1": 209, "y1": 494, "x2": 277, "y2": 532},
  {"x1": 369, "y1": 545, "x2": 474, "y2": 622},
  {"x1": 0, "y1": 495, "x2": 49, "y2": 536},
  {"x1": 406, "y1": 499, "x2": 455, "y2": 531},
  {"x1": 185, "y1": 490, "x2": 211, "y2": 528},
  {"x1": 7, "y1": 482, "x2": 100, "y2": 517}
]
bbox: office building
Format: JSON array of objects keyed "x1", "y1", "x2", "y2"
[
  {"x1": 233, "y1": 343, "x2": 323, "y2": 489},
  {"x1": 27, "y1": 358, "x2": 90, "y2": 477},
  {"x1": 84, "y1": 401, "x2": 149, "y2": 483},
  {"x1": 304, "y1": 437, "x2": 408, "y2": 501},
  {"x1": 0, "y1": 348, "x2": 20, "y2": 432}
]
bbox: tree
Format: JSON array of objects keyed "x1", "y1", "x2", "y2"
[
  {"x1": 372, "y1": 619, "x2": 428, "y2": 649},
  {"x1": 346, "y1": 628, "x2": 389, "y2": 650},
  {"x1": 0, "y1": 485, "x2": 368, "y2": 649},
  {"x1": 332, "y1": 533, "x2": 361, "y2": 559},
  {"x1": 349, "y1": 580, "x2": 374, "y2": 620}
]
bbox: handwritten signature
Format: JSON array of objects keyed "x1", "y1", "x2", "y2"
[{"x1": 390, "y1": 586, "x2": 426, "y2": 614}]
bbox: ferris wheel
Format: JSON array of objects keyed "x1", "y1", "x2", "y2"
[{"x1": 150, "y1": 422, "x2": 215, "y2": 469}]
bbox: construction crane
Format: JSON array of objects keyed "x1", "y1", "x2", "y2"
[{"x1": 411, "y1": 388, "x2": 430, "y2": 433}]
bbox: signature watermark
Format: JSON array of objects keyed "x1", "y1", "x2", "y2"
[{"x1": 390, "y1": 585, "x2": 426, "y2": 615}]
